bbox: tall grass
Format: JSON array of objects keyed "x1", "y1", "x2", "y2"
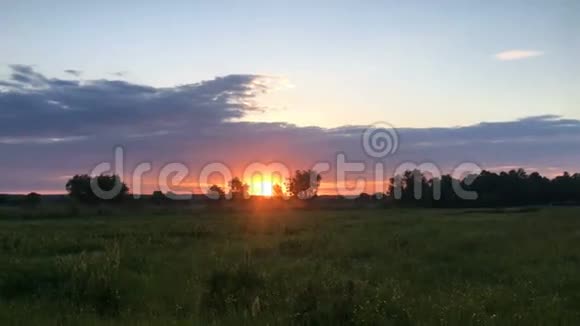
[{"x1": 0, "y1": 207, "x2": 579, "y2": 324}]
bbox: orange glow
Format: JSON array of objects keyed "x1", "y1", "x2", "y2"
[
  {"x1": 251, "y1": 179, "x2": 273, "y2": 196},
  {"x1": 247, "y1": 173, "x2": 284, "y2": 196}
]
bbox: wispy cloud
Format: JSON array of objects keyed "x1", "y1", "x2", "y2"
[
  {"x1": 64, "y1": 69, "x2": 82, "y2": 77},
  {"x1": 494, "y1": 50, "x2": 544, "y2": 61},
  {"x1": 111, "y1": 71, "x2": 128, "y2": 77}
]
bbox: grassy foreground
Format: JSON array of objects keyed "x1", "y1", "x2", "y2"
[{"x1": 1, "y1": 207, "x2": 580, "y2": 325}]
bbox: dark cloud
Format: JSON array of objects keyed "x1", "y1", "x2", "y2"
[
  {"x1": 111, "y1": 71, "x2": 128, "y2": 77},
  {"x1": 8, "y1": 64, "x2": 49, "y2": 87},
  {"x1": 0, "y1": 65, "x2": 270, "y2": 138},
  {"x1": 1, "y1": 65, "x2": 579, "y2": 193},
  {"x1": 64, "y1": 69, "x2": 82, "y2": 77}
]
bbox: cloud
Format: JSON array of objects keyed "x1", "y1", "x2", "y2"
[
  {"x1": 0, "y1": 65, "x2": 275, "y2": 138},
  {"x1": 111, "y1": 71, "x2": 128, "y2": 77},
  {"x1": 494, "y1": 50, "x2": 544, "y2": 61},
  {"x1": 0, "y1": 136, "x2": 87, "y2": 145},
  {"x1": 64, "y1": 69, "x2": 82, "y2": 77},
  {"x1": 1, "y1": 65, "x2": 579, "y2": 193}
]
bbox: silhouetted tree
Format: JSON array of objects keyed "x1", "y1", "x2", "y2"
[
  {"x1": 66, "y1": 174, "x2": 129, "y2": 203},
  {"x1": 386, "y1": 168, "x2": 580, "y2": 208},
  {"x1": 66, "y1": 174, "x2": 92, "y2": 202},
  {"x1": 272, "y1": 184, "x2": 285, "y2": 198},
  {"x1": 207, "y1": 185, "x2": 226, "y2": 200},
  {"x1": 151, "y1": 190, "x2": 167, "y2": 204},
  {"x1": 229, "y1": 177, "x2": 249, "y2": 199},
  {"x1": 357, "y1": 192, "x2": 372, "y2": 201},
  {"x1": 286, "y1": 170, "x2": 322, "y2": 199},
  {"x1": 23, "y1": 192, "x2": 41, "y2": 207},
  {"x1": 388, "y1": 170, "x2": 432, "y2": 206},
  {"x1": 551, "y1": 172, "x2": 580, "y2": 203},
  {"x1": 431, "y1": 175, "x2": 459, "y2": 208}
]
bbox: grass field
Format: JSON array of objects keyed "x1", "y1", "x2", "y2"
[{"x1": 1, "y1": 207, "x2": 580, "y2": 325}]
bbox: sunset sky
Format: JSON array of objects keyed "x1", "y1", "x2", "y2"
[{"x1": 1, "y1": 1, "x2": 579, "y2": 194}]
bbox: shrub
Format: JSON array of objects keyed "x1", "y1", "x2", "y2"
[
  {"x1": 66, "y1": 174, "x2": 129, "y2": 204},
  {"x1": 22, "y1": 192, "x2": 42, "y2": 207}
]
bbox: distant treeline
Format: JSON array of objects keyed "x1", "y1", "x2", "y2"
[
  {"x1": 1, "y1": 169, "x2": 579, "y2": 209},
  {"x1": 376, "y1": 169, "x2": 580, "y2": 208}
]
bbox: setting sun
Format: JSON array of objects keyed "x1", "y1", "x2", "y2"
[
  {"x1": 251, "y1": 180, "x2": 273, "y2": 196},
  {"x1": 247, "y1": 174, "x2": 284, "y2": 196}
]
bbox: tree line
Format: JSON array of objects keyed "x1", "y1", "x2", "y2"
[
  {"x1": 4, "y1": 168, "x2": 579, "y2": 208},
  {"x1": 63, "y1": 169, "x2": 322, "y2": 203},
  {"x1": 376, "y1": 169, "x2": 580, "y2": 208}
]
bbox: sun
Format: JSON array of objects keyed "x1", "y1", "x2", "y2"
[
  {"x1": 251, "y1": 179, "x2": 273, "y2": 196},
  {"x1": 247, "y1": 174, "x2": 283, "y2": 196}
]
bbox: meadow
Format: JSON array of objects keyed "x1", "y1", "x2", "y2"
[{"x1": 1, "y1": 206, "x2": 580, "y2": 325}]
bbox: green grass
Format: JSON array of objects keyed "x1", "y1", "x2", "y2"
[{"x1": 1, "y1": 207, "x2": 580, "y2": 325}]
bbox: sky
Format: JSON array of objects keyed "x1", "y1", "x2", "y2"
[{"x1": 0, "y1": 1, "x2": 579, "y2": 194}]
